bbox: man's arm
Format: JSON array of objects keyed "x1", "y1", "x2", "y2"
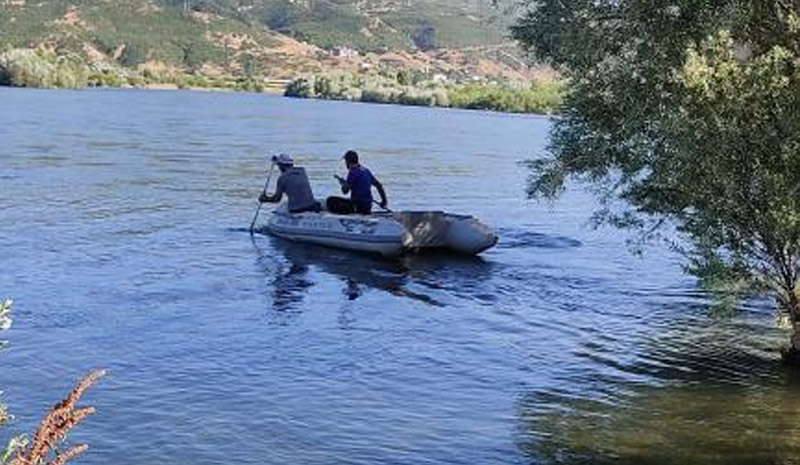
[
  {"x1": 260, "y1": 178, "x2": 285, "y2": 203},
  {"x1": 373, "y1": 178, "x2": 388, "y2": 208}
]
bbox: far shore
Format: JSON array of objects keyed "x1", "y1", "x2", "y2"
[
  {"x1": 134, "y1": 82, "x2": 286, "y2": 94},
  {"x1": 1, "y1": 81, "x2": 560, "y2": 116},
  {"x1": 1, "y1": 48, "x2": 561, "y2": 115},
  {"x1": 0, "y1": 47, "x2": 562, "y2": 115}
]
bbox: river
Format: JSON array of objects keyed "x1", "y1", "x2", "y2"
[{"x1": 1, "y1": 88, "x2": 797, "y2": 465}]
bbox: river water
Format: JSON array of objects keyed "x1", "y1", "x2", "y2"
[{"x1": 1, "y1": 88, "x2": 798, "y2": 465}]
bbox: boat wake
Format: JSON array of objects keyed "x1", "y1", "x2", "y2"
[{"x1": 496, "y1": 228, "x2": 582, "y2": 250}]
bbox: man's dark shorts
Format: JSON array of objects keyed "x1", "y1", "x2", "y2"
[{"x1": 326, "y1": 196, "x2": 371, "y2": 215}]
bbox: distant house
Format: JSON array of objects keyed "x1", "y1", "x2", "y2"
[
  {"x1": 332, "y1": 46, "x2": 359, "y2": 59},
  {"x1": 432, "y1": 73, "x2": 448, "y2": 84}
]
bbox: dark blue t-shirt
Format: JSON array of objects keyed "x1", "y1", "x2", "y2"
[{"x1": 347, "y1": 166, "x2": 375, "y2": 211}]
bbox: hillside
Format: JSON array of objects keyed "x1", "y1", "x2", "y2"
[{"x1": 0, "y1": 0, "x2": 536, "y2": 82}]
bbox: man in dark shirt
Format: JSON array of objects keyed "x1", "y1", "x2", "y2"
[{"x1": 326, "y1": 150, "x2": 388, "y2": 215}]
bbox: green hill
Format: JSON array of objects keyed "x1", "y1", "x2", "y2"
[
  {"x1": 249, "y1": 0, "x2": 512, "y2": 50},
  {"x1": 0, "y1": 0, "x2": 514, "y2": 72}
]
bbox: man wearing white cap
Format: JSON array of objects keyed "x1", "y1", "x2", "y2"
[{"x1": 259, "y1": 153, "x2": 321, "y2": 214}]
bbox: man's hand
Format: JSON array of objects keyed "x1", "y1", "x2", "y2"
[
  {"x1": 336, "y1": 175, "x2": 350, "y2": 194},
  {"x1": 259, "y1": 193, "x2": 270, "y2": 203},
  {"x1": 380, "y1": 199, "x2": 388, "y2": 209}
]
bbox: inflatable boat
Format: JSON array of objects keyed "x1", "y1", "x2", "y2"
[{"x1": 264, "y1": 204, "x2": 497, "y2": 257}]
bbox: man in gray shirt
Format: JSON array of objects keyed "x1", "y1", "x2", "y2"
[{"x1": 259, "y1": 153, "x2": 321, "y2": 214}]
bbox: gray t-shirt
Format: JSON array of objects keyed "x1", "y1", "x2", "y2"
[{"x1": 276, "y1": 167, "x2": 316, "y2": 212}]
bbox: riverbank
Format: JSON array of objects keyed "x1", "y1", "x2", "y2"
[
  {"x1": 1, "y1": 48, "x2": 562, "y2": 114},
  {"x1": 285, "y1": 72, "x2": 564, "y2": 115},
  {"x1": 88, "y1": 68, "x2": 288, "y2": 93},
  {"x1": 0, "y1": 48, "x2": 285, "y2": 94}
]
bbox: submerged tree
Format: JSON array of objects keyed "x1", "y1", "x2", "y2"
[{"x1": 512, "y1": 1, "x2": 800, "y2": 356}]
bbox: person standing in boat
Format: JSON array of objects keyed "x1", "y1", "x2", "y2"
[
  {"x1": 259, "y1": 153, "x2": 321, "y2": 214},
  {"x1": 327, "y1": 150, "x2": 388, "y2": 215}
]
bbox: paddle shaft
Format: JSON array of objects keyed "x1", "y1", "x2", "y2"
[
  {"x1": 372, "y1": 199, "x2": 394, "y2": 214},
  {"x1": 249, "y1": 162, "x2": 276, "y2": 234}
]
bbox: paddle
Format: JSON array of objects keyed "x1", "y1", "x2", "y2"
[
  {"x1": 372, "y1": 198, "x2": 394, "y2": 214},
  {"x1": 249, "y1": 160, "x2": 276, "y2": 235}
]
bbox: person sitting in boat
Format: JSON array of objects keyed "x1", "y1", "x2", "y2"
[
  {"x1": 326, "y1": 150, "x2": 388, "y2": 215},
  {"x1": 259, "y1": 153, "x2": 321, "y2": 214}
]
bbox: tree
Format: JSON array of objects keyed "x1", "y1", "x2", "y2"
[
  {"x1": 241, "y1": 53, "x2": 258, "y2": 79},
  {"x1": 512, "y1": 1, "x2": 800, "y2": 358},
  {"x1": 120, "y1": 42, "x2": 148, "y2": 67},
  {"x1": 264, "y1": 3, "x2": 296, "y2": 33},
  {"x1": 179, "y1": 41, "x2": 201, "y2": 70},
  {"x1": 412, "y1": 25, "x2": 437, "y2": 51},
  {"x1": 396, "y1": 69, "x2": 411, "y2": 86}
]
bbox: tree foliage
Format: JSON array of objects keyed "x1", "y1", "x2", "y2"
[
  {"x1": 285, "y1": 71, "x2": 563, "y2": 113},
  {"x1": 513, "y1": 1, "x2": 800, "y2": 331},
  {"x1": 119, "y1": 42, "x2": 148, "y2": 67},
  {"x1": 0, "y1": 49, "x2": 88, "y2": 89},
  {"x1": 412, "y1": 25, "x2": 437, "y2": 51}
]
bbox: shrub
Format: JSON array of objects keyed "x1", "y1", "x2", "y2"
[
  {"x1": 0, "y1": 49, "x2": 88, "y2": 89},
  {"x1": 0, "y1": 299, "x2": 105, "y2": 465},
  {"x1": 283, "y1": 71, "x2": 564, "y2": 114}
]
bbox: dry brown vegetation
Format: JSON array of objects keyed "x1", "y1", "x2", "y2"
[{"x1": 9, "y1": 370, "x2": 106, "y2": 465}]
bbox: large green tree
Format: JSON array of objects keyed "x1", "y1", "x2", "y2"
[{"x1": 512, "y1": 1, "x2": 800, "y2": 356}]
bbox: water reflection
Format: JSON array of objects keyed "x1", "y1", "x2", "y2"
[
  {"x1": 517, "y1": 307, "x2": 798, "y2": 465},
  {"x1": 17, "y1": 89, "x2": 787, "y2": 464},
  {"x1": 251, "y1": 234, "x2": 497, "y2": 313},
  {"x1": 519, "y1": 382, "x2": 800, "y2": 465},
  {"x1": 269, "y1": 258, "x2": 315, "y2": 314},
  {"x1": 496, "y1": 227, "x2": 583, "y2": 250}
]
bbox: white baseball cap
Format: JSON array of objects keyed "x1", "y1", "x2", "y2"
[{"x1": 272, "y1": 153, "x2": 294, "y2": 165}]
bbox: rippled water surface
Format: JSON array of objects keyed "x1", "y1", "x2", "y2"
[{"x1": 1, "y1": 88, "x2": 798, "y2": 464}]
